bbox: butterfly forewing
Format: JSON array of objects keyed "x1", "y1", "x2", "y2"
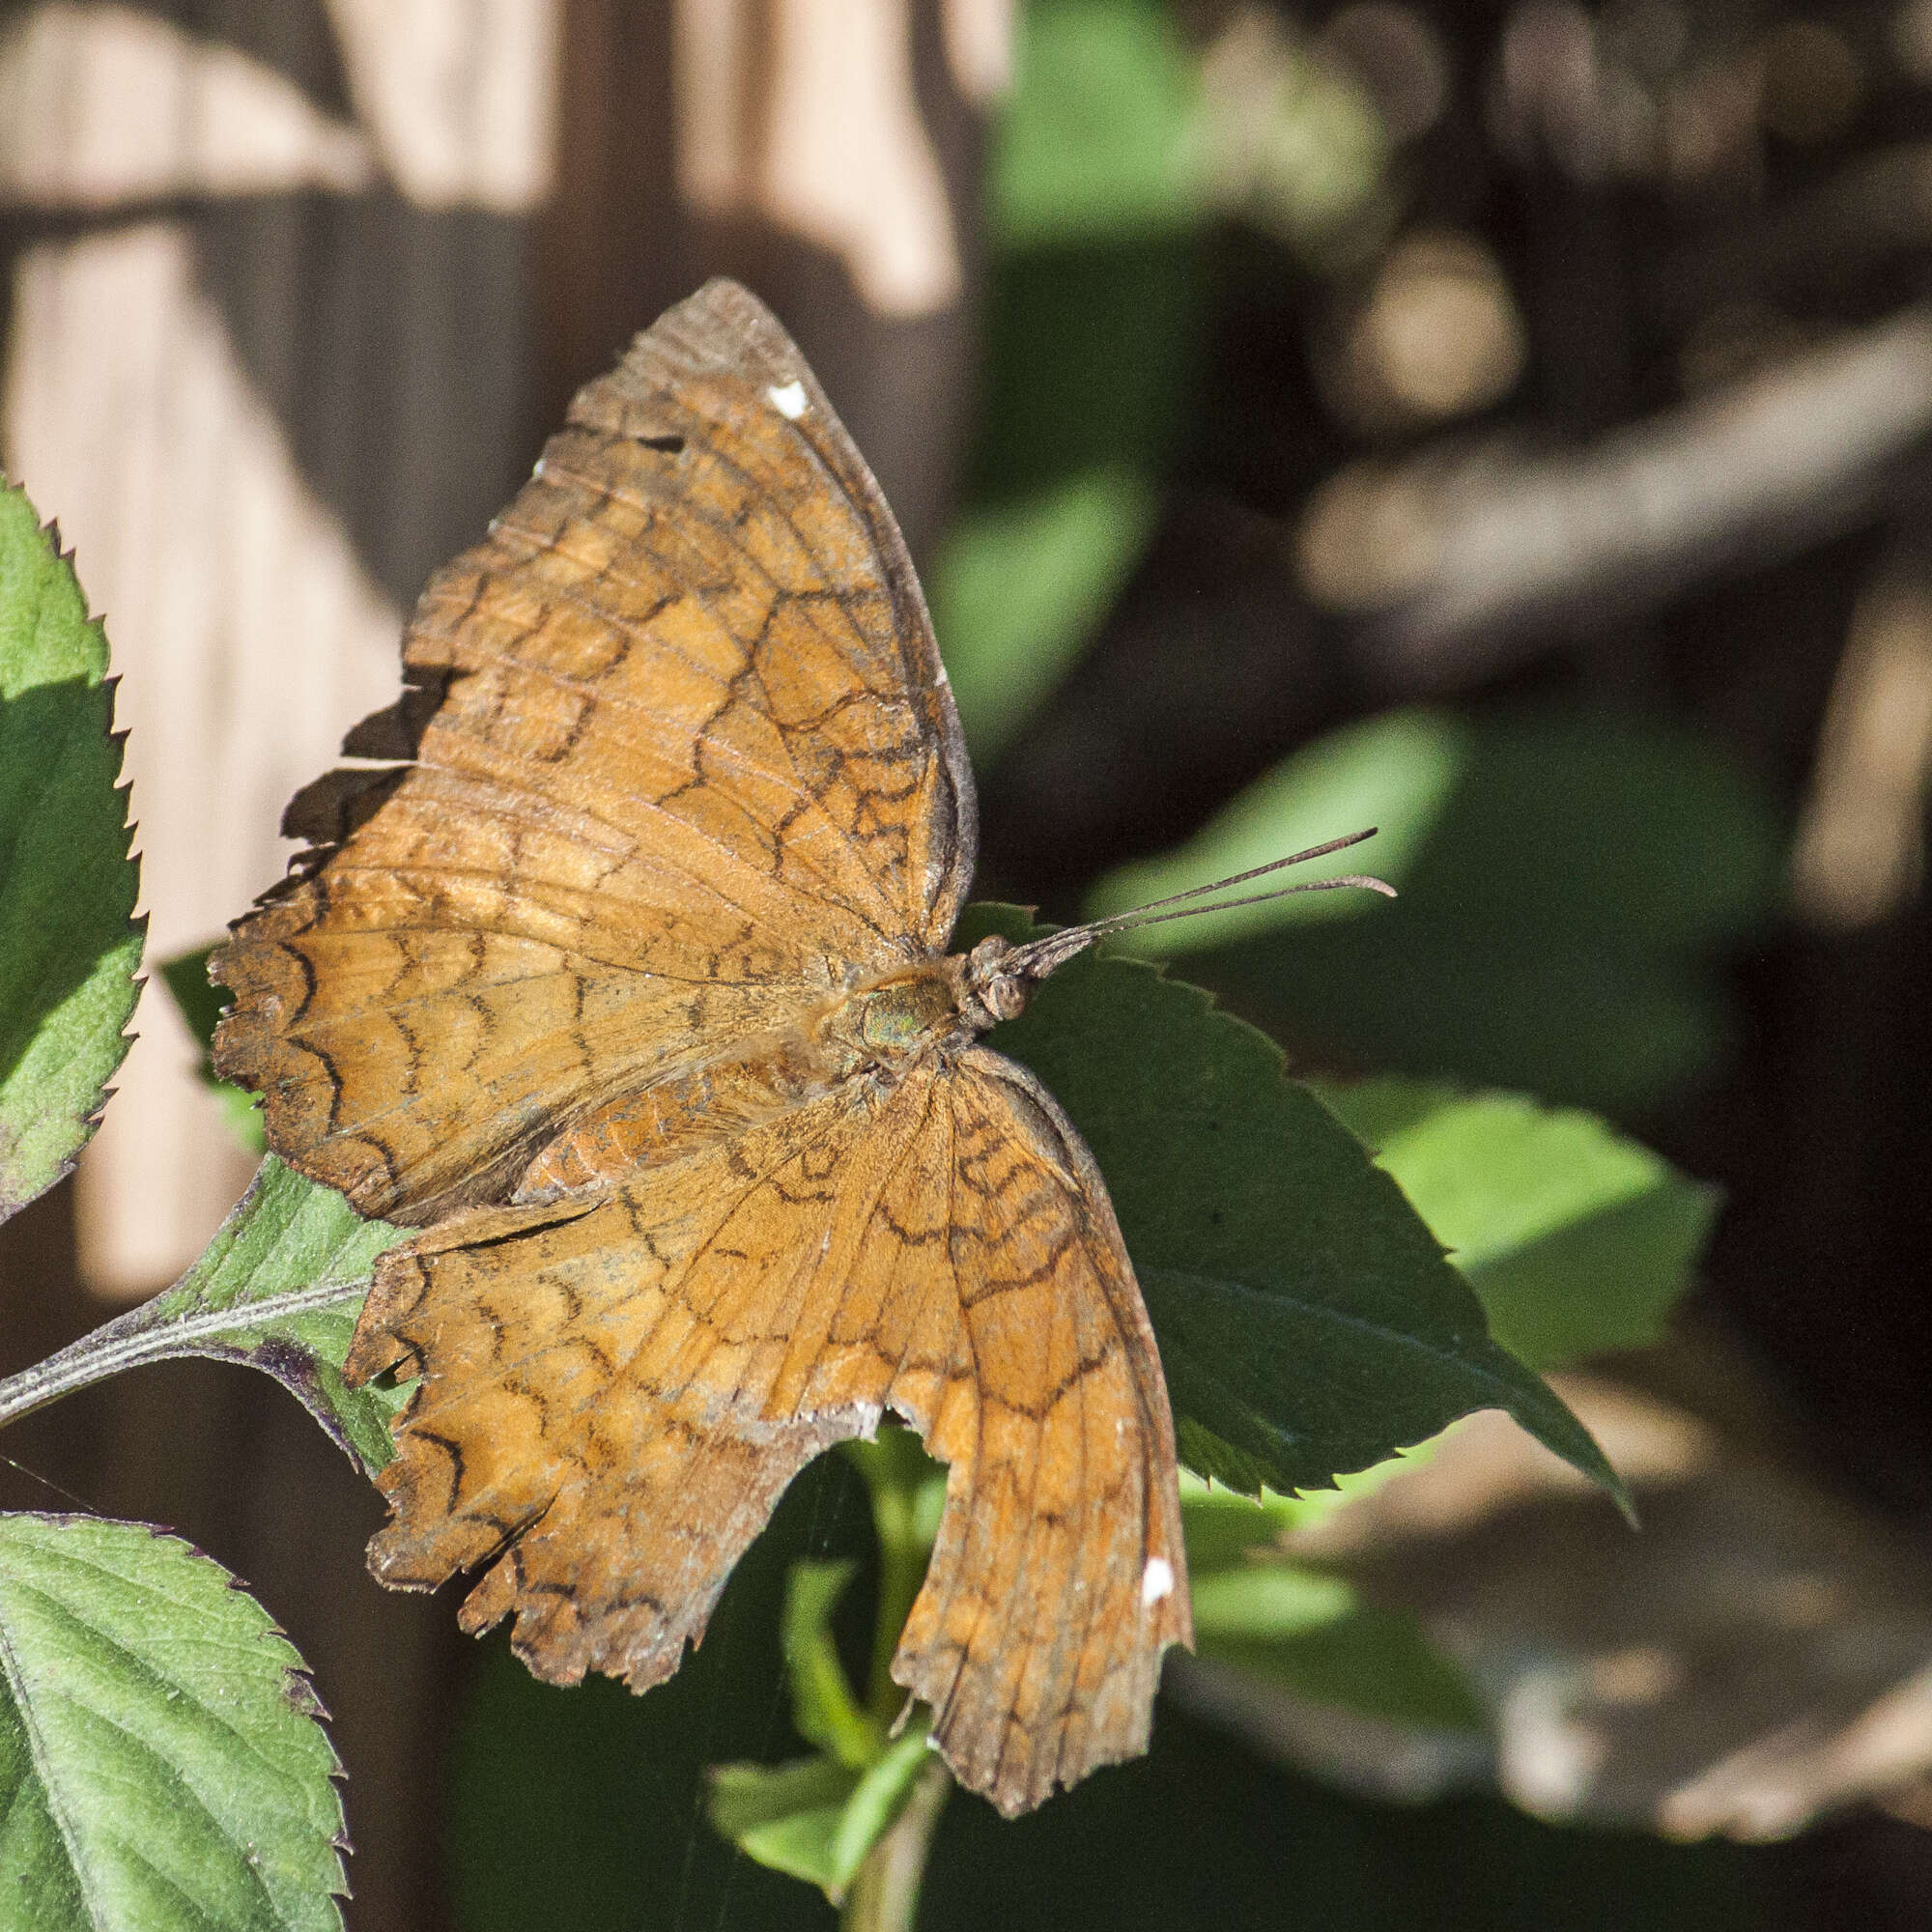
[{"x1": 213, "y1": 279, "x2": 973, "y2": 1221}]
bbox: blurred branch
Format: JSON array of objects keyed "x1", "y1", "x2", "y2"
[
  {"x1": 1301, "y1": 306, "x2": 1932, "y2": 690},
  {"x1": 1652, "y1": 145, "x2": 1932, "y2": 327},
  {"x1": 1789, "y1": 570, "x2": 1932, "y2": 929}
]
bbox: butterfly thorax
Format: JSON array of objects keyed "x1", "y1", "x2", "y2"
[
  {"x1": 817, "y1": 935, "x2": 1033, "y2": 1056},
  {"x1": 515, "y1": 940, "x2": 1032, "y2": 1198}
]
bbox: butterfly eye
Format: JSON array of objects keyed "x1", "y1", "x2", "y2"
[
  {"x1": 985, "y1": 980, "x2": 1027, "y2": 1022},
  {"x1": 963, "y1": 937, "x2": 1027, "y2": 1024}
]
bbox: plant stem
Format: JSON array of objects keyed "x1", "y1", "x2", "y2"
[
  {"x1": 845, "y1": 1427, "x2": 946, "y2": 1716},
  {"x1": 0, "y1": 1277, "x2": 365, "y2": 1431},
  {"x1": 866, "y1": 1496, "x2": 931, "y2": 1718},
  {"x1": 839, "y1": 1758, "x2": 951, "y2": 1932},
  {"x1": 836, "y1": 1427, "x2": 952, "y2": 1927}
]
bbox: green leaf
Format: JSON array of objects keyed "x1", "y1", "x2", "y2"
[
  {"x1": 708, "y1": 1728, "x2": 938, "y2": 1903},
  {"x1": 709, "y1": 1754, "x2": 856, "y2": 1842},
  {"x1": 969, "y1": 0, "x2": 1213, "y2": 504},
  {"x1": 842, "y1": 1427, "x2": 947, "y2": 1566},
  {"x1": 0, "y1": 1159, "x2": 408, "y2": 1474},
  {"x1": 827, "y1": 1726, "x2": 939, "y2": 1889},
  {"x1": 158, "y1": 945, "x2": 265, "y2": 1153},
  {"x1": 156, "y1": 946, "x2": 228, "y2": 1065},
  {"x1": 1089, "y1": 707, "x2": 1785, "y2": 1113},
  {"x1": 957, "y1": 907, "x2": 1622, "y2": 1506},
  {"x1": 972, "y1": 242, "x2": 1206, "y2": 500},
  {"x1": 0, "y1": 1512, "x2": 346, "y2": 1931},
  {"x1": 739, "y1": 1542, "x2": 948, "y2": 1899},
  {"x1": 1185, "y1": 1551, "x2": 1483, "y2": 1730},
  {"x1": 931, "y1": 469, "x2": 1157, "y2": 759},
  {"x1": 1316, "y1": 1078, "x2": 1719, "y2": 1369},
  {"x1": 1178, "y1": 1454, "x2": 1432, "y2": 1567},
  {"x1": 991, "y1": 0, "x2": 1202, "y2": 247},
  {"x1": 1189, "y1": 1561, "x2": 1354, "y2": 1636},
  {"x1": 781, "y1": 1561, "x2": 876, "y2": 1771},
  {"x1": 1092, "y1": 708, "x2": 1464, "y2": 948},
  {"x1": 1199, "y1": 1602, "x2": 1487, "y2": 1735},
  {"x1": 708, "y1": 1757, "x2": 857, "y2": 1893},
  {"x1": 1179, "y1": 1481, "x2": 1484, "y2": 1732},
  {"x1": 0, "y1": 482, "x2": 142, "y2": 1221}
]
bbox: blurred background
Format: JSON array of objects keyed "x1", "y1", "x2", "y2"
[{"x1": 3, "y1": 0, "x2": 1932, "y2": 1924}]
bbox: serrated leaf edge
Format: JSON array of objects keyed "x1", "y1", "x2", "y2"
[
  {"x1": 0, "y1": 482, "x2": 145, "y2": 1219},
  {"x1": 0, "y1": 1513, "x2": 350, "y2": 1924}
]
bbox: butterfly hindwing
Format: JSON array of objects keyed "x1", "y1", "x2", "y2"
[
  {"x1": 341, "y1": 1047, "x2": 1188, "y2": 1816},
  {"x1": 893, "y1": 1048, "x2": 1190, "y2": 1814}
]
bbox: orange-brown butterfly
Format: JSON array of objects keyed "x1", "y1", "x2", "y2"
[{"x1": 213, "y1": 280, "x2": 1384, "y2": 1814}]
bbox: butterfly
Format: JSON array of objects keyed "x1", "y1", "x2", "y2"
[{"x1": 212, "y1": 279, "x2": 1382, "y2": 1815}]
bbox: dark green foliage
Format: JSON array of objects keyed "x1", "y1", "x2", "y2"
[
  {"x1": 1095, "y1": 708, "x2": 1785, "y2": 1114},
  {"x1": 958, "y1": 905, "x2": 1620, "y2": 1501},
  {"x1": 158, "y1": 945, "x2": 266, "y2": 1151},
  {"x1": 918, "y1": 1706, "x2": 1792, "y2": 1932},
  {"x1": 449, "y1": 1454, "x2": 874, "y2": 1932}
]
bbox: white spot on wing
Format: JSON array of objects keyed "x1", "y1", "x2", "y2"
[
  {"x1": 768, "y1": 380, "x2": 808, "y2": 420},
  {"x1": 1141, "y1": 1556, "x2": 1175, "y2": 1607}
]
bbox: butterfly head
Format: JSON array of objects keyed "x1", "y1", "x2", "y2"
[
  {"x1": 955, "y1": 830, "x2": 1399, "y2": 1037},
  {"x1": 956, "y1": 935, "x2": 1034, "y2": 1031}
]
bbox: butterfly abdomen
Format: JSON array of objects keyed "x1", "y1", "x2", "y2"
[{"x1": 517, "y1": 1041, "x2": 837, "y2": 1192}]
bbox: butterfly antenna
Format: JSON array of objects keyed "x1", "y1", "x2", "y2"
[
  {"x1": 0, "y1": 1451, "x2": 102, "y2": 1517},
  {"x1": 1003, "y1": 829, "x2": 1396, "y2": 981}
]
